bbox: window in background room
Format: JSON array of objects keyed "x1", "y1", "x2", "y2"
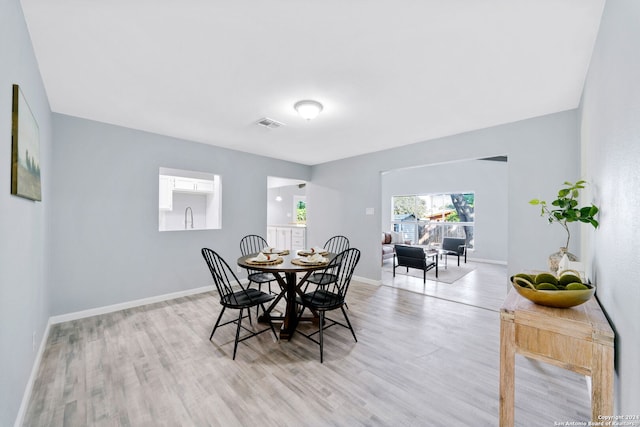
[
  {"x1": 391, "y1": 192, "x2": 474, "y2": 249},
  {"x1": 159, "y1": 167, "x2": 221, "y2": 231},
  {"x1": 293, "y1": 196, "x2": 307, "y2": 224}
]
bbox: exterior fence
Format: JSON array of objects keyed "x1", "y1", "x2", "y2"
[{"x1": 391, "y1": 221, "x2": 474, "y2": 249}]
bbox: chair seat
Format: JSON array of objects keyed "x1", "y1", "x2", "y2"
[
  {"x1": 299, "y1": 290, "x2": 344, "y2": 310},
  {"x1": 441, "y1": 249, "x2": 459, "y2": 256},
  {"x1": 248, "y1": 272, "x2": 276, "y2": 284},
  {"x1": 222, "y1": 288, "x2": 275, "y2": 309},
  {"x1": 306, "y1": 272, "x2": 338, "y2": 285}
]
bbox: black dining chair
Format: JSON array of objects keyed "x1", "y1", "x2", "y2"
[
  {"x1": 201, "y1": 248, "x2": 278, "y2": 360},
  {"x1": 296, "y1": 248, "x2": 360, "y2": 363},
  {"x1": 239, "y1": 235, "x2": 277, "y2": 294},
  {"x1": 305, "y1": 235, "x2": 350, "y2": 287}
]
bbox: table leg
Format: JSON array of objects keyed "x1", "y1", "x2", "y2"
[
  {"x1": 591, "y1": 341, "x2": 614, "y2": 421},
  {"x1": 500, "y1": 312, "x2": 515, "y2": 427},
  {"x1": 279, "y1": 272, "x2": 298, "y2": 340}
]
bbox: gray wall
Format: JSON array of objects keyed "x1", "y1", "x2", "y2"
[
  {"x1": 381, "y1": 159, "x2": 508, "y2": 262},
  {"x1": 5, "y1": 0, "x2": 639, "y2": 421},
  {"x1": 580, "y1": 0, "x2": 640, "y2": 413},
  {"x1": 0, "y1": 0, "x2": 53, "y2": 425},
  {"x1": 50, "y1": 114, "x2": 310, "y2": 315},
  {"x1": 309, "y1": 111, "x2": 580, "y2": 282}
]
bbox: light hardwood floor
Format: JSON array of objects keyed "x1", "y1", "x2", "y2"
[{"x1": 23, "y1": 261, "x2": 591, "y2": 426}]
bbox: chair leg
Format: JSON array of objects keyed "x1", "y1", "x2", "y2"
[
  {"x1": 232, "y1": 308, "x2": 243, "y2": 360},
  {"x1": 248, "y1": 280, "x2": 261, "y2": 316},
  {"x1": 210, "y1": 307, "x2": 226, "y2": 340},
  {"x1": 341, "y1": 306, "x2": 358, "y2": 343},
  {"x1": 319, "y1": 311, "x2": 324, "y2": 364}
]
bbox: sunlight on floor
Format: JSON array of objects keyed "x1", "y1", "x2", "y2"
[{"x1": 380, "y1": 259, "x2": 509, "y2": 311}]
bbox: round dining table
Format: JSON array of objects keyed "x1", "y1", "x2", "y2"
[{"x1": 237, "y1": 252, "x2": 335, "y2": 340}]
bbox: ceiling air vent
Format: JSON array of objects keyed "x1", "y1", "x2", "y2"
[{"x1": 256, "y1": 117, "x2": 284, "y2": 129}]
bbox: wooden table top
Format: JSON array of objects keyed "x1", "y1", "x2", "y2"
[{"x1": 501, "y1": 290, "x2": 614, "y2": 345}]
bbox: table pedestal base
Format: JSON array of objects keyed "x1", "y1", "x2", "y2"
[{"x1": 259, "y1": 271, "x2": 316, "y2": 340}]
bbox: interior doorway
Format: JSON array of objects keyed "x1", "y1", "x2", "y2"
[
  {"x1": 266, "y1": 176, "x2": 307, "y2": 251},
  {"x1": 380, "y1": 156, "x2": 508, "y2": 269}
]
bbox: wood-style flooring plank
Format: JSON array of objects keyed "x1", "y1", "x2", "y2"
[{"x1": 22, "y1": 262, "x2": 590, "y2": 426}]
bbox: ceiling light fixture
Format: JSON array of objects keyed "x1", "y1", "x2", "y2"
[{"x1": 294, "y1": 100, "x2": 323, "y2": 120}]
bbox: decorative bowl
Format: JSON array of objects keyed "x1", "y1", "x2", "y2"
[{"x1": 509, "y1": 276, "x2": 595, "y2": 308}]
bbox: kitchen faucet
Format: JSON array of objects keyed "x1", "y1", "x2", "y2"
[{"x1": 185, "y1": 206, "x2": 194, "y2": 229}]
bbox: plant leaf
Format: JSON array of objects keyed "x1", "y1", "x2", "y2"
[
  {"x1": 530, "y1": 180, "x2": 600, "y2": 230},
  {"x1": 579, "y1": 206, "x2": 593, "y2": 215}
]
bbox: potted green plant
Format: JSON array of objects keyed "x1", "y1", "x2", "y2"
[{"x1": 529, "y1": 180, "x2": 600, "y2": 273}]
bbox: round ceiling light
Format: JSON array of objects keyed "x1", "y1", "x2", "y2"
[{"x1": 294, "y1": 100, "x2": 323, "y2": 120}]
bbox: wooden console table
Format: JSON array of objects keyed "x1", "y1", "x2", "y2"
[{"x1": 499, "y1": 290, "x2": 614, "y2": 426}]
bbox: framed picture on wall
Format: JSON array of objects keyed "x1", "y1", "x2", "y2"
[{"x1": 11, "y1": 84, "x2": 41, "y2": 201}]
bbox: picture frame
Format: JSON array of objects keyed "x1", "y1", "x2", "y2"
[{"x1": 11, "y1": 84, "x2": 41, "y2": 201}]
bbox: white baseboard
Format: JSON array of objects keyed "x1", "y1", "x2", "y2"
[
  {"x1": 14, "y1": 321, "x2": 51, "y2": 427},
  {"x1": 467, "y1": 257, "x2": 507, "y2": 265},
  {"x1": 49, "y1": 284, "x2": 215, "y2": 325},
  {"x1": 353, "y1": 275, "x2": 381, "y2": 286}
]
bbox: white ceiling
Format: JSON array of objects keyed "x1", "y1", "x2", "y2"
[{"x1": 21, "y1": 0, "x2": 605, "y2": 166}]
